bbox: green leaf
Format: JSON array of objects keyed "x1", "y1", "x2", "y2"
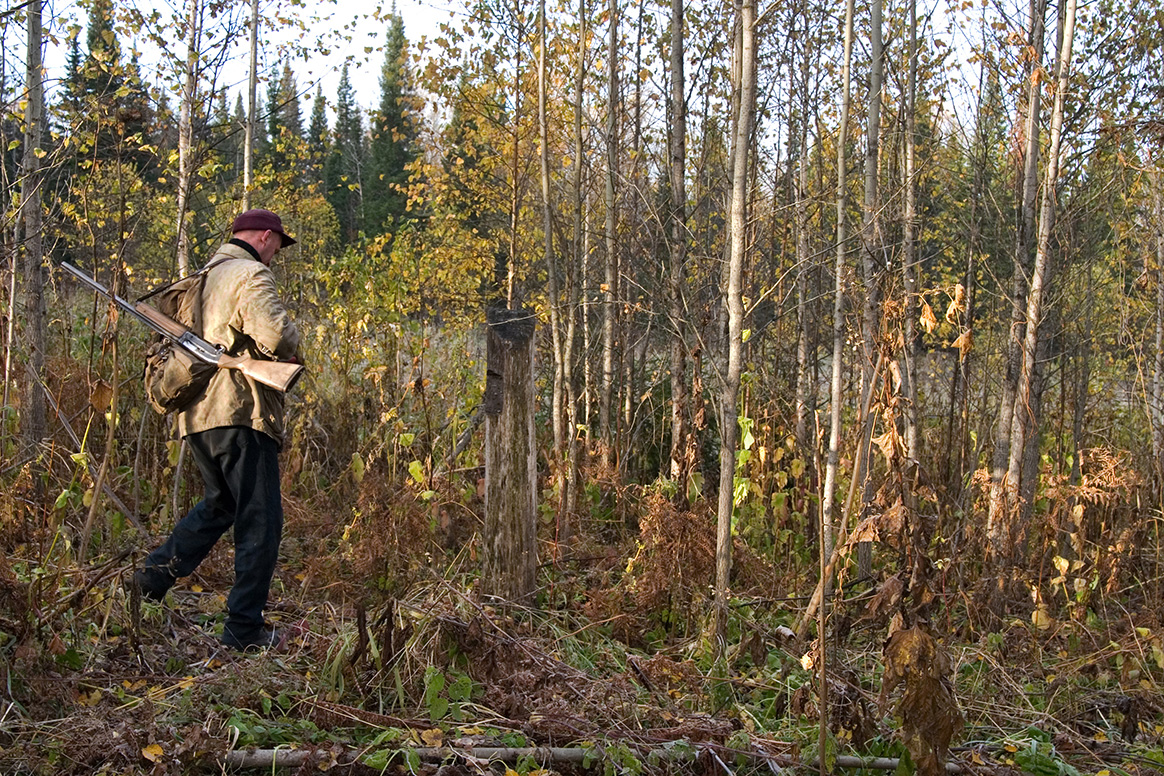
[
  {"x1": 57, "y1": 646, "x2": 83, "y2": 670},
  {"x1": 408, "y1": 460, "x2": 425, "y2": 484}
]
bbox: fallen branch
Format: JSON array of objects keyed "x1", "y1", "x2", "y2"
[{"x1": 220, "y1": 744, "x2": 964, "y2": 772}]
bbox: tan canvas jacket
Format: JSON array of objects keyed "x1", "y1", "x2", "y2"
[{"x1": 177, "y1": 242, "x2": 300, "y2": 446}]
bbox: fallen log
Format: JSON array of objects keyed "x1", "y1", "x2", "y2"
[{"x1": 220, "y1": 744, "x2": 964, "y2": 772}]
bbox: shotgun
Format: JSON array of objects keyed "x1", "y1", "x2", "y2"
[{"x1": 59, "y1": 262, "x2": 304, "y2": 393}]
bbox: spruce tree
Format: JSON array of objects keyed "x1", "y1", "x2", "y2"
[
  {"x1": 367, "y1": 9, "x2": 419, "y2": 238},
  {"x1": 214, "y1": 89, "x2": 242, "y2": 186},
  {"x1": 233, "y1": 91, "x2": 248, "y2": 176},
  {"x1": 266, "y1": 60, "x2": 304, "y2": 169},
  {"x1": 325, "y1": 64, "x2": 366, "y2": 243},
  {"x1": 307, "y1": 86, "x2": 329, "y2": 184},
  {"x1": 278, "y1": 63, "x2": 303, "y2": 140}
]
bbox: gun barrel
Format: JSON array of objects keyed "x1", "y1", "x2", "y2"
[
  {"x1": 59, "y1": 262, "x2": 304, "y2": 393},
  {"x1": 60, "y1": 262, "x2": 171, "y2": 336}
]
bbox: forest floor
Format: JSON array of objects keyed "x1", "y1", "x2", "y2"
[{"x1": 2, "y1": 486, "x2": 1164, "y2": 776}]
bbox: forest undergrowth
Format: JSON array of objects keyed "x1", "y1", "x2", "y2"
[{"x1": 1, "y1": 458, "x2": 1163, "y2": 776}]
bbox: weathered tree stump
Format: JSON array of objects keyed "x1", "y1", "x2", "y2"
[{"x1": 483, "y1": 306, "x2": 537, "y2": 602}]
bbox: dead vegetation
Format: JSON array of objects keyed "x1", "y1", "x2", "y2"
[{"x1": 0, "y1": 457, "x2": 1163, "y2": 776}]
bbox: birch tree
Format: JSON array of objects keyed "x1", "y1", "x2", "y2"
[
  {"x1": 821, "y1": 0, "x2": 857, "y2": 560},
  {"x1": 1005, "y1": 0, "x2": 1077, "y2": 560},
  {"x1": 988, "y1": 0, "x2": 1046, "y2": 555},
  {"x1": 175, "y1": 0, "x2": 203, "y2": 275},
  {"x1": 668, "y1": 0, "x2": 690, "y2": 493},
  {"x1": 244, "y1": 0, "x2": 258, "y2": 209},
  {"x1": 714, "y1": 0, "x2": 756, "y2": 647},
  {"x1": 600, "y1": 0, "x2": 619, "y2": 468}
]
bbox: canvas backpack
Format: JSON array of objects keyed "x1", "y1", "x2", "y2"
[{"x1": 140, "y1": 258, "x2": 230, "y2": 415}]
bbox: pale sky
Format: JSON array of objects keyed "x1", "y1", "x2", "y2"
[{"x1": 35, "y1": 0, "x2": 466, "y2": 114}]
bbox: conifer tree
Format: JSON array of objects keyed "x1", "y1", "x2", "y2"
[
  {"x1": 266, "y1": 60, "x2": 304, "y2": 166},
  {"x1": 233, "y1": 91, "x2": 248, "y2": 177},
  {"x1": 367, "y1": 9, "x2": 418, "y2": 238},
  {"x1": 214, "y1": 89, "x2": 241, "y2": 186},
  {"x1": 325, "y1": 64, "x2": 366, "y2": 243},
  {"x1": 280, "y1": 65, "x2": 303, "y2": 140},
  {"x1": 307, "y1": 86, "x2": 329, "y2": 182},
  {"x1": 61, "y1": 34, "x2": 85, "y2": 117}
]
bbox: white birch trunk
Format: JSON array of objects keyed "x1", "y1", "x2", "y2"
[
  {"x1": 243, "y1": 0, "x2": 258, "y2": 209},
  {"x1": 668, "y1": 0, "x2": 690, "y2": 488},
  {"x1": 988, "y1": 0, "x2": 1046, "y2": 552},
  {"x1": 1005, "y1": 0, "x2": 1076, "y2": 558},
  {"x1": 822, "y1": 0, "x2": 857, "y2": 561},
  {"x1": 715, "y1": 0, "x2": 756, "y2": 647},
  {"x1": 176, "y1": 0, "x2": 201, "y2": 276},
  {"x1": 601, "y1": 0, "x2": 618, "y2": 468}
]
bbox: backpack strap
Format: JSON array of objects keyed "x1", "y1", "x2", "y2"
[{"x1": 136, "y1": 256, "x2": 234, "y2": 303}]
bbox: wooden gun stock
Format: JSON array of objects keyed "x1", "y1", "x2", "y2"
[
  {"x1": 218, "y1": 354, "x2": 305, "y2": 393},
  {"x1": 132, "y1": 301, "x2": 187, "y2": 340},
  {"x1": 59, "y1": 261, "x2": 305, "y2": 395}
]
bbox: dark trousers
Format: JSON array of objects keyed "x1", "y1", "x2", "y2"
[{"x1": 145, "y1": 426, "x2": 283, "y2": 644}]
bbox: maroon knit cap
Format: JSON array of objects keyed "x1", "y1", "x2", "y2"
[{"x1": 231, "y1": 208, "x2": 296, "y2": 247}]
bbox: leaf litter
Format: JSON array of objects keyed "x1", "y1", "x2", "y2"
[{"x1": 0, "y1": 482, "x2": 1162, "y2": 774}]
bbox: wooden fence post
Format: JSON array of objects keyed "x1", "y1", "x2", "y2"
[{"x1": 483, "y1": 306, "x2": 537, "y2": 602}]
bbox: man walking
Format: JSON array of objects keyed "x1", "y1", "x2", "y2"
[{"x1": 132, "y1": 208, "x2": 301, "y2": 651}]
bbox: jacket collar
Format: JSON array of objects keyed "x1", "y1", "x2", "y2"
[{"x1": 227, "y1": 237, "x2": 263, "y2": 263}]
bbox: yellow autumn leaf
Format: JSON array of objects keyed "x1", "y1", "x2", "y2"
[
  {"x1": 1032, "y1": 606, "x2": 1054, "y2": 630},
  {"x1": 920, "y1": 300, "x2": 938, "y2": 334},
  {"x1": 421, "y1": 727, "x2": 443, "y2": 746},
  {"x1": 952, "y1": 328, "x2": 973, "y2": 358},
  {"x1": 142, "y1": 743, "x2": 164, "y2": 762},
  {"x1": 945, "y1": 284, "x2": 965, "y2": 323},
  {"x1": 78, "y1": 688, "x2": 102, "y2": 706}
]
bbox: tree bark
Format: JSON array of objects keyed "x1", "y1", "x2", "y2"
[
  {"x1": 856, "y1": 0, "x2": 884, "y2": 578},
  {"x1": 821, "y1": 0, "x2": 856, "y2": 562},
  {"x1": 483, "y1": 307, "x2": 538, "y2": 602},
  {"x1": 1153, "y1": 175, "x2": 1164, "y2": 489},
  {"x1": 507, "y1": 2, "x2": 525, "y2": 307},
  {"x1": 988, "y1": 0, "x2": 1046, "y2": 555},
  {"x1": 20, "y1": 0, "x2": 47, "y2": 450},
  {"x1": 901, "y1": 0, "x2": 920, "y2": 463},
  {"x1": 715, "y1": 0, "x2": 756, "y2": 649},
  {"x1": 668, "y1": 0, "x2": 690, "y2": 494},
  {"x1": 243, "y1": 0, "x2": 258, "y2": 209},
  {"x1": 538, "y1": 0, "x2": 567, "y2": 540},
  {"x1": 600, "y1": 0, "x2": 619, "y2": 469},
  {"x1": 564, "y1": 0, "x2": 588, "y2": 529},
  {"x1": 793, "y1": 9, "x2": 814, "y2": 454},
  {"x1": 1005, "y1": 0, "x2": 1076, "y2": 562},
  {"x1": 176, "y1": 0, "x2": 202, "y2": 276}
]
